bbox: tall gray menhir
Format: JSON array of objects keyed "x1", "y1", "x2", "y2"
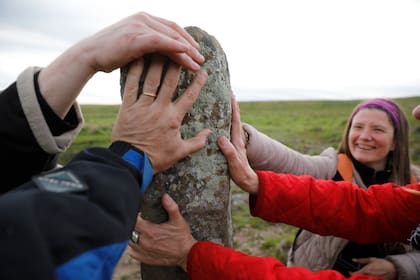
[{"x1": 120, "y1": 26, "x2": 232, "y2": 279}]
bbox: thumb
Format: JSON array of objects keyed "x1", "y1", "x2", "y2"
[
  {"x1": 218, "y1": 136, "x2": 236, "y2": 160},
  {"x1": 162, "y1": 193, "x2": 183, "y2": 224},
  {"x1": 218, "y1": 136, "x2": 244, "y2": 175}
]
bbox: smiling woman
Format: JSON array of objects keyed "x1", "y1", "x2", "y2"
[
  {"x1": 240, "y1": 97, "x2": 417, "y2": 278},
  {"x1": 348, "y1": 109, "x2": 397, "y2": 171}
]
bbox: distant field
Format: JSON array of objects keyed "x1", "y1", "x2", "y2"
[{"x1": 61, "y1": 97, "x2": 420, "y2": 164}]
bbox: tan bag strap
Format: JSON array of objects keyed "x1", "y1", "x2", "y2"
[
  {"x1": 411, "y1": 174, "x2": 417, "y2": 184},
  {"x1": 338, "y1": 153, "x2": 418, "y2": 184},
  {"x1": 337, "y1": 153, "x2": 353, "y2": 183}
]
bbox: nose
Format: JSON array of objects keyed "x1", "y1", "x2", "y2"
[{"x1": 359, "y1": 128, "x2": 373, "y2": 140}]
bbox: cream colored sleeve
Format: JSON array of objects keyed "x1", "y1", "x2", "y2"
[
  {"x1": 243, "y1": 123, "x2": 337, "y2": 179},
  {"x1": 16, "y1": 66, "x2": 84, "y2": 154}
]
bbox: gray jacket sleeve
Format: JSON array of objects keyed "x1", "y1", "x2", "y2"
[
  {"x1": 386, "y1": 251, "x2": 420, "y2": 280},
  {"x1": 243, "y1": 123, "x2": 337, "y2": 178},
  {"x1": 16, "y1": 66, "x2": 84, "y2": 154}
]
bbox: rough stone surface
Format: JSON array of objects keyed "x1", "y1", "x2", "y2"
[{"x1": 120, "y1": 26, "x2": 232, "y2": 279}]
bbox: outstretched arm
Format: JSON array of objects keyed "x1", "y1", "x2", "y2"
[
  {"x1": 38, "y1": 11, "x2": 205, "y2": 119},
  {"x1": 218, "y1": 98, "x2": 420, "y2": 244},
  {"x1": 1, "y1": 12, "x2": 207, "y2": 191}
]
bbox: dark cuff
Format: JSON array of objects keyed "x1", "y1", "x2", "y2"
[
  {"x1": 34, "y1": 70, "x2": 78, "y2": 135},
  {"x1": 109, "y1": 141, "x2": 153, "y2": 193}
]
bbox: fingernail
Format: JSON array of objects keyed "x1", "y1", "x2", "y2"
[
  {"x1": 194, "y1": 40, "x2": 200, "y2": 48},
  {"x1": 218, "y1": 136, "x2": 226, "y2": 147},
  {"x1": 199, "y1": 70, "x2": 208, "y2": 79},
  {"x1": 191, "y1": 61, "x2": 201, "y2": 71},
  {"x1": 163, "y1": 193, "x2": 174, "y2": 205},
  {"x1": 193, "y1": 70, "x2": 207, "y2": 82},
  {"x1": 194, "y1": 49, "x2": 205, "y2": 63}
]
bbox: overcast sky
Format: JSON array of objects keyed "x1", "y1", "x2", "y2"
[{"x1": 1, "y1": 0, "x2": 420, "y2": 104}]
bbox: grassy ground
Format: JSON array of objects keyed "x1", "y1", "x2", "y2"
[
  {"x1": 59, "y1": 97, "x2": 420, "y2": 279},
  {"x1": 62, "y1": 97, "x2": 420, "y2": 164}
]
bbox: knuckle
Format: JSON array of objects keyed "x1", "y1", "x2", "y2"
[
  {"x1": 162, "y1": 74, "x2": 178, "y2": 89},
  {"x1": 143, "y1": 77, "x2": 160, "y2": 92}
]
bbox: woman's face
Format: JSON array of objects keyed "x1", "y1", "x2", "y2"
[{"x1": 348, "y1": 108, "x2": 395, "y2": 170}]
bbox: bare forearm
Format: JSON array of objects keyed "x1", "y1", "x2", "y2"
[{"x1": 38, "y1": 41, "x2": 94, "y2": 118}]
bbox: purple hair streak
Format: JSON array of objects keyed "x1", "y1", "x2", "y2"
[{"x1": 350, "y1": 98, "x2": 400, "y2": 130}]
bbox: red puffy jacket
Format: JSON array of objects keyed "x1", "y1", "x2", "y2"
[{"x1": 187, "y1": 171, "x2": 420, "y2": 279}]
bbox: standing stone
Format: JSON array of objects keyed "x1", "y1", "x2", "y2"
[{"x1": 120, "y1": 26, "x2": 232, "y2": 279}]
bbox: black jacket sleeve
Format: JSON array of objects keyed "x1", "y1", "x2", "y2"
[
  {"x1": 0, "y1": 70, "x2": 81, "y2": 193},
  {"x1": 0, "y1": 146, "x2": 142, "y2": 280}
]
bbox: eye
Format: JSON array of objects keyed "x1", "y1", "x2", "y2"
[{"x1": 351, "y1": 124, "x2": 363, "y2": 130}]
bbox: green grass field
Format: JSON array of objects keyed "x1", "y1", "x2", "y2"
[
  {"x1": 61, "y1": 97, "x2": 420, "y2": 263},
  {"x1": 62, "y1": 97, "x2": 420, "y2": 164}
]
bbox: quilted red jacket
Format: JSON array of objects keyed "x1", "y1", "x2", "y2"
[{"x1": 187, "y1": 171, "x2": 420, "y2": 279}]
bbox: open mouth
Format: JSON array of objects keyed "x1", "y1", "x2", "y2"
[{"x1": 355, "y1": 144, "x2": 375, "y2": 151}]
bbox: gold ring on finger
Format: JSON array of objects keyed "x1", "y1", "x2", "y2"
[{"x1": 143, "y1": 91, "x2": 157, "y2": 98}]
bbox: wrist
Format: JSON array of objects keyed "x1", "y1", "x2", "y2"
[
  {"x1": 179, "y1": 238, "x2": 198, "y2": 272},
  {"x1": 39, "y1": 45, "x2": 94, "y2": 118},
  {"x1": 246, "y1": 170, "x2": 259, "y2": 194},
  {"x1": 70, "y1": 37, "x2": 98, "y2": 75},
  {"x1": 109, "y1": 141, "x2": 153, "y2": 193}
]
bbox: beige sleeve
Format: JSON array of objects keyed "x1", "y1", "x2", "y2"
[
  {"x1": 243, "y1": 123, "x2": 337, "y2": 179},
  {"x1": 16, "y1": 66, "x2": 84, "y2": 154},
  {"x1": 386, "y1": 251, "x2": 420, "y2": 280}
]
